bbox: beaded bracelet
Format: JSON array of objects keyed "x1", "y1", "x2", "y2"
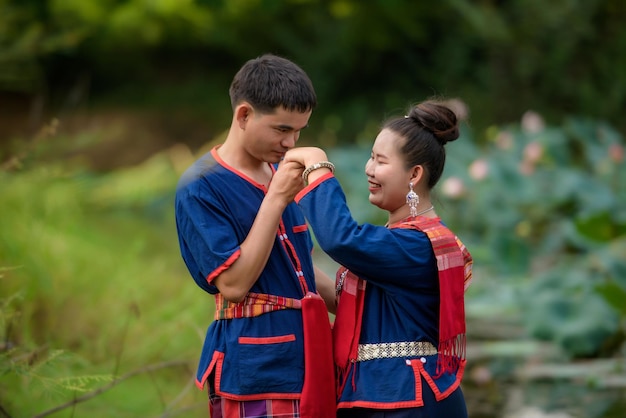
[{"x1": 301, "y1": 161, "x2": 335, "y2": 182}]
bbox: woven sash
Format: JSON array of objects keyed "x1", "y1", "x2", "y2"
[
  {"x1": 213, "y1": 291, "x2": 335, "y2": 417},
  {"x1": 214, "y1": 292, "x2": 302, "y2": 320}
]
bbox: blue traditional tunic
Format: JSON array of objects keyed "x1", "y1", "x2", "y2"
[
  {"x1": 295, "y1": 173, "x2": 472, "y2": 411},
  {"x1": 175, "y1": 147, "x2": 317, "y2": 399}
]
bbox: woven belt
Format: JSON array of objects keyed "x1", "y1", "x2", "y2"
[{"x1": 357, "y1": 341, "x2": 437, "y2": 362}]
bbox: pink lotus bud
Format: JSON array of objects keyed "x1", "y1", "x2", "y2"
[
  {"x1": 469, "y1": 159, "x2": 489, "y2": 180},
  {"x1": 441, "y1": 177, "x2": 465, "y2": 198},
  {"x1": 521, "y1": 110, "x2": 545, "y2": 134},
  {"x1": 523, "y1": 141, "x2": 543, "y2": 163},
  {"x1": 495, "y1": 131, "x2": 514, "y2": 150},
  {"x1": 609, "y1": 143, "x2": 624, "y2": 163}
]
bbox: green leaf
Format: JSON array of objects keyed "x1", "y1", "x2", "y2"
[
  {"x1": 575, "y1": 212, "x2": 622, "y2": 243},
  {"x1": 595, "y1": 282, "x2": 626, "y2": 317}
]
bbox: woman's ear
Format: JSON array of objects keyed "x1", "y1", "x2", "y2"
[{"x1": 409, "y1": 165, "x2": 425, "y2": 185}]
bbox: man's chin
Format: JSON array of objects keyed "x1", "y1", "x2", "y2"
[{"x1": 266, "y1": 153, "x2": 284, "y2": 164}]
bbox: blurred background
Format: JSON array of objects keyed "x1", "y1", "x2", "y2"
[{"x1": 1, "y1": 1, "x2": 625, "y2": 417}]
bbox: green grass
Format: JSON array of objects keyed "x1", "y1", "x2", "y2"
[{"x1": 1, "y1": 150, "x2": 211, "y2": 417}]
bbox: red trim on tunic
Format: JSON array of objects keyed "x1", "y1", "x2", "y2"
[
  {"x1": 335, "y1": 359, "x2": 466, "y2": 409},
  {"x1": 210, "y1": 146, "x2": 272, "y2": 191},
  {"x1": 416, "y1": 359, "x2": 466, "y2": 401},
  {"x1": 238, "y1": 334, "x2": 296, "y2": 344},
  {"x1": 295, "y1": 172, "x2": 334, "y2": 203},
  {"x1": 207, "y1": 250, "x2": 241, "y2": 284},
  {"x1": 277, "y1": 221, "x2": 310, "y2": 295},
  {"x1": 216, "y1": 392, "x2": 301, "y2": 402},
  {"x1": 199, "y1": 341, "x2": 308, "y2": 402},
  {"x1": 197, "y1": 350, "x2": 224, "y2": 390},
  {"x1": 337, "y1": 399, "x2": 425, "y2": 410},
  {"x1": 292, "y1": 224, "x2": 309, "y2": 233}
]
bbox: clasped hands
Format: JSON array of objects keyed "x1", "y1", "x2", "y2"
[{"x1": 268, "y1": 147, "x2": 330, "y2": 203}]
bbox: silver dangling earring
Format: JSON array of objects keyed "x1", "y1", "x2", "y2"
[{"x1": 406, "y1": 182, "x2": 419, "y2": 217}]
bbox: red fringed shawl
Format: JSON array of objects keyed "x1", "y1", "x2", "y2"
[{"x1": 333, "y1": 216, "x2": 473, "y2": 391}]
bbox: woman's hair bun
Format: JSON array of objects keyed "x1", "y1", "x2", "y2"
[{"x1": 407, "y1": 101, "x2": 460, "y2": 145}]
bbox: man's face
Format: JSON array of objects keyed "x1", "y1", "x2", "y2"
[{"x1": 243, "y1": 106, "x2": 312, "y2": 164}]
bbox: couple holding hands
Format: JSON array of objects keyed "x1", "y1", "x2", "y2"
[{"x1": 175, "y1": 54, "x2": 472, "y2": 418}]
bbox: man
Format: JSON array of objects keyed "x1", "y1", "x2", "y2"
[{"x1": 175, "y1": 54, "x2": 335, "y2": 418}]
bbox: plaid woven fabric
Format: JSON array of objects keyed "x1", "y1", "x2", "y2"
[
  {"x1": 394, "y1": 216, "x2": 473, "y2": 375},
  {"x1": 413, "y1": 221, "x2": 473, "y2": 290},
  {"x1": 396, "y1": 218, "x2": 473, "y2": 290},
  {"x1": 214, "y1": 292, "x2": 302, "y2": 320},
  {"x1": 455, "y1": 236, "x2": 473, "y2": 291},
  {"x1": 209, "y1": 396, "x2": 300, "y2": 418}
]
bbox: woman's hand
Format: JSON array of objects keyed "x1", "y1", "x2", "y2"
[{"x1": 283, "y1": 147, "x2": 329, "y2": 168}]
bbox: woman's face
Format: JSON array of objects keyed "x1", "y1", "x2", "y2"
[{"x1": 364, "y1": 128, "x2": 414, "y2": 218}]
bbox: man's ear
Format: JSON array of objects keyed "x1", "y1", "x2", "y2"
[{"x1": 235, "y1": 103, "x2": 252, "y2": 129}]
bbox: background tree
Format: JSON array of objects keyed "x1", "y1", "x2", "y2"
[{"x1": 1, "y1": 0, "x2": 626, "y2": 143}]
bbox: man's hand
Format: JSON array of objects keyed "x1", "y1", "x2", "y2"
[{"x1": 268, "y1": 160, "x2": 306, "y2": 203}]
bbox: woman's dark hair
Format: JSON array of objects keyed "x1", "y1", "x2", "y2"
[
  {"x1": 229, "y1": 54, "x2": 317, "y2": 114},
  {"x1": 383, "y1": 100, "x2": 460, "y2": 189}
]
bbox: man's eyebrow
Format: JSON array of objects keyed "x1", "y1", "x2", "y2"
[{"x1": 275, "y1": 123, "x2": 309, "y2": 130}]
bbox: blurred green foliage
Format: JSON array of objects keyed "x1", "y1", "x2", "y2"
[
  {"x1": 1, "y1": 112, "x2": 625, "y2": 416},
  {"x1": 443, "y1": 115, "x2": 626, "y2": 358},
  {"x1": 0, "y1": 140, "x2": 209, "y2": 416},
  {"x1": 2, "y1": 0, "x2": 626, "y2": 139},
  {"x1": 2, "y1": 1, "x2": 626, "y2": 415}
]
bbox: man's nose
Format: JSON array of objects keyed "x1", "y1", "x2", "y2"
[{"x1": 282, "y1": 133, "x2": 299, "y2": 148}]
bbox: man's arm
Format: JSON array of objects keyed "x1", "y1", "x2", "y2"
[{"x1": 213, "y1": 161, "x2": 304, "y2": 302}]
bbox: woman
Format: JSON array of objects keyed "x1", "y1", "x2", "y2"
[{"x1": 282, "y1": 100, "x2": 473, "y2": 417}]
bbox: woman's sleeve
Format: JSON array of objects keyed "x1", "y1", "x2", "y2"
[{"x1": 296, "y1": 175, "x2": 435, "y2": 287}]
